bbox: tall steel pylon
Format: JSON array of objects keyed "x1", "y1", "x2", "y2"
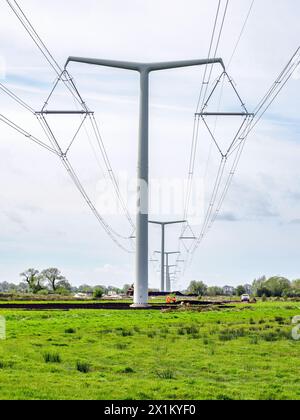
[
  {"x1": 149, "y1": 220, "x2": 186, "y2": 292},
  {"x1": 165, "y1": 252, "x2": 180, "y2": 292},
  {"x1": 155, "y1": 251, "x2": 180, "y2": 292},
  {"x1": 65, "y1": 56, "x2": 225, "y2": 307}
]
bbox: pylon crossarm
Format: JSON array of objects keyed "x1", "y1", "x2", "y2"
[
  {"x1": 65, "y1": 57, "x2": 225, "y2": 73},
  {"x1": 180, "y1": 236, "x2": 196, "y2": 240},
  {"x1": 196, "y1": 112, "x2": 254, "y2": 117},
  {"x1": 36, "y1": 111, "x2": 93, "y2": 115}
]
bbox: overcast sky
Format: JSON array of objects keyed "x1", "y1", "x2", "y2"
[{"x1": 0, "y1": 0, "x2": 299, "y2": 289}]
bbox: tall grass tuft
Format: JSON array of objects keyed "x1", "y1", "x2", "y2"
[
  {"x1": 133, "y1": 326, "x2": 141, "y2": 333},
  {"x1": 186, "y1": 325, "x2": 199, "y2": 335},
  {"x1": 76, "y1": 361, "x2": 91, "y2": 373},
  {"x1": 250, "y1": 336, "x2": 259, "y2": 345},
  {"x1": 0, "y1": 360, "x2": 14, "y2": 369},
  {"x1": 156, "y1": 369, "x2": 176, "y2": 380},
  {"x1": 43, "y1": 352, "x2": 61, "y2": 363},
  {"x1": 219, "y1": 328, "x2": 246, "y2": 342},
  {"x1": 115, "y1": 343, "x2": 128, "y2": 350},
  {"x1": 121, "y1": 330, "x2": 133, "y2": 337},
  {"x1": 122, "y1": 367, "x2": 135, "y2": 374},
  {"x1": 65, "y1": 328, "x2": 76, "y2": 334},
  {"x1": 177, "y1": 327, "x2": 186, "y2": 336},
  {"x1": 262, "y1": 330, "x2": 290, "y2": 342}
]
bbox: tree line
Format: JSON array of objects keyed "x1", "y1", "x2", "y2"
[
  {"x1": 252, "y1": 276, "x2": 300, "y2": 298},
  {"x1": 1, "y1": 268, "x2": 300, "y2": 298},
  {"x1": 0, "y1": 268, "x2": 71, "y2": 295},
  {"x1": 187, "y1": 276, "x2": 300, "y2": 298},
  {"x1": 0, "y1": 268, "x2": 132, "y2": 296}
]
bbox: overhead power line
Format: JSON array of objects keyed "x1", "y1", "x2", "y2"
[
  {"x1": 89, "y1": 114, "x2": 135, "y2": 231},
  {"x1": 250, "y1": 47, "x2": 300, "y2": 131},
  {"x1": 227, "y1": 0, "x2": 255, "y2": 69},
  {"x1": 184, "y1": 46, "x2": 300, "y2": 273},
  {"x1": 195, "y1": 0, "x2": 222, "y2": 113},
  {"x1": 0, "y1": 76, "x2": 133, "y2": 250},
  {"x1": 181, "y1": 0, "x2": 229, "y2": 237},
  {"x1": 4, "y1": 0, "x2": 136, "y2": 250},
  {"x1": 183, "y1": 0, "x2": 230, "y2": 218},
  {"x1": 36, "y1": 113, "x2": 133, "y2": 252},
  {"x1": 38, "y1": 68, "x2": 136, "y2": 235},
  {"x1": 0, "y1": 82, "x2": 35, "y2": 113},
  {"x1": 0, "y1": 113, "x2": 59, "y2": 155},
  {"x1": 178, "y1": 0, "x2": 230, "y2": 278},
  {"x1": 5, "y1": 0, "x2": 82, "y2": 106},
  {"x1": 200, "y1": 0, "x2": 230, "y2": 111},
  {"x1": 6, "y1": 0, "x2": 61, "y2": 74}
]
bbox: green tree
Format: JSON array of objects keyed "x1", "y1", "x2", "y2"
[
  {"x1": 78, "y1": 285, "x2": 94, "y2": 293},
  {"x1": 40, "y1": 268, "x2": 67, "y2": 292},
  {"x1": 252, "y1": 276, "x2": 291, "y2": 297},
  {"x1": 93, "y1": 287, "x2": 104, "y2": 299},
  {"x1": 187, "y1": 281, "x2": 208, "y2": 297},
  {"x1": 17, "y1": 282, "x2": 29, "y2": 293},
  {"x1": 292, "y1": 279, "x2": 300, "y2": 290},
  {"x1": 56, "y1": 282, "x2": 72, "y2": 296},
  {"x1": 236, "y1": 285, "x2": 246, "y2": 296},
  {"x1": 252, "y1": 276, "x2": 267, "y2": 295},
  {"x1": 20, "y1": 269, "x2": 44, "y2": 294},
  {"x1": 122, "y1": 284, "x2": 131, "y2": 294},
  {"x1": 264, "y1": 277, "x2": 291, "y2": 297},
  {"x1": 207, "y1": 286, "x2": 223, "y2": 297}
]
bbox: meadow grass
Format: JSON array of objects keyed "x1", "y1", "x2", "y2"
[{"x1": 0, "y1": 302, "x2": 299, "y2": 400}]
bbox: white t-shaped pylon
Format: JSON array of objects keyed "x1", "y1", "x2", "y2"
[{"x1": 65, "y1": 56, "x2": 225, "y2": 307}]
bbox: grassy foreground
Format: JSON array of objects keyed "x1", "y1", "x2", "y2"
[{"x1": 0, "y1": 302, "x2": 299, "y2": 400}]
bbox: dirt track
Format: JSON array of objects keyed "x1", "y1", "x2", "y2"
[
  {"x1": 0, "y1": 302, "x2": 157, "y2": 310},
  {"x1": 0, "y1": 300, "x2": 234, "y2": 311}
]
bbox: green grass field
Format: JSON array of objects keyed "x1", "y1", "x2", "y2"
[{"x1": 0, "y1": 302, "x2": 299, "y2": 400}]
